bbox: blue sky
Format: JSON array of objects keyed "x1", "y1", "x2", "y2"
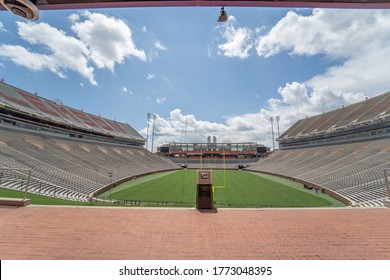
[{"x1": 1, "y1": 7, "x2": 390, "y2": 150}]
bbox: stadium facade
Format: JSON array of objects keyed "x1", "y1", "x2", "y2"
[
  {"x1": 156, "y1": 137, "x2": 269, "y2": 170},
  {"x1": 157, "y1": 141, "x2": 268, "y2": 158}
]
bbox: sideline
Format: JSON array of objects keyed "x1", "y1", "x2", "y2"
[{"x1": 249, "y1": 171, "x2": 346, "y2": 207}]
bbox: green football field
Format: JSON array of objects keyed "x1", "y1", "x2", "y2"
[{"x1": 100, "y1": 170, "x2": 345, "y2": 208}]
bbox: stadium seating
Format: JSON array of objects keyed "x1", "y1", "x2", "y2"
[
  {"x1": 0, "y1": 81, "x2": 180, "y2": 202},
  {"x1": 0, "y1": 127, "x2": 179, "y2": 201},
  {"x1": 280, "y1": 92, "x2": 390, "y2": 145},
  {"x1": 255, "y1": 91, "x2": 390, "y2": 207},
  {"x1": 248, "y1": 137, "x2": 390, "y2": 207},
  {"x1": 0, "y1": 81, "x2": 144, "y2": 145}
]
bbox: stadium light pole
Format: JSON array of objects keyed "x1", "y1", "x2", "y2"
[
  {"x1": 146, "y1": 113, "x2": 151, "y2": 151},
  {"x1": 269, "y1": 117, "x2": 275, "y2": 151},
  {"x1": 151, "y1": 113, "x2": 157, "y2": 153},
  {"x1": 276, "y1": 116, "x2": 280, "y2": 149}
]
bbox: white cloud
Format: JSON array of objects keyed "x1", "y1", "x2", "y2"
[
  {"x1": 154, "y1": 40, "x2": 167, "y2": 51},
  {"x1": 0, "y1": 11, "x2": 149, "y2": 85},
  {"x1": 0, "y1": 22, "x2": 5, "y2": 32},
  {"x1": 256, "y1": 9, "x2": 390, "y2": 95},
  {"x1": 68, "y1": 13, "x2": 80, "y2": 23},
  {"x1": 121, "y1": 86, "x2": 133, "y2": 95},
  {"x1": 71, "y1": 11, "x2": 147, "y2": 71},
  {"x1": 156, "y1": 97, "x2": 167, "y2": 104},
  {"x1": 141, "y1": 86, "x2": 366, "y2": 151},
  {"x1": 278, "y1": 82, "x2": 310, "y2": 107},
  {"x1": 217, "y1": 16, "x2": 253, "y2": 59},
  {"x1": 147, "y1": 73, "x2": 155, "y2": 80},
  {"x1": 140, "y1": 110, "x2": 229, "y2": 148},
  {"x1": 0, "y1": 21, "x2": 96, "y2": 85},
  {"x1": 243, "y1": 9, "x2": 387, "y2": 146},
  {"x1": 142, "y1": 26, "x2": 147, "y2": 32},
  {"x1": 213, "y1": 9, "x2": 390, "y2": 96}
]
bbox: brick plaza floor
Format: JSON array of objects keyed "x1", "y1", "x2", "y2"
[{"x1": 0, "y1": 206, "x2": 389, "y2": 260}]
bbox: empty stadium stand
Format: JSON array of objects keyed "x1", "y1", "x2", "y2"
[
  {"x1": 248, "y1": 92, "x2": 390, "y2": 207},
  {"x1": 0, "y1": 81, "x2": 144, "y2": 146},
  {"x1": 0, "y1": 126, "x2": 179, "y2": 201},
  {"x1": 278, "y1": 92, "x2": 390, "y2": 149},
  {"x1": 0, "y1": 81, "x2": 179, "y2": 201}
]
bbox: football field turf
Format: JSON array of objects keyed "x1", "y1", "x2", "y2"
[{"x1": 101, "y1": 170, "x2": 345, "y2": 207}]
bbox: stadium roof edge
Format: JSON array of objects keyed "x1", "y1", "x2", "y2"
[{"x1": 3, "y1": 0, "x2": 390, "y2": 12}]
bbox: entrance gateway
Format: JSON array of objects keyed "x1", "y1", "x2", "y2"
[{"x1": 196, "y1": 170, "x2": 214, "y2": 209}]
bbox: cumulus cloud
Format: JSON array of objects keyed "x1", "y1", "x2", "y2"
[
  {"x1": 0, "y1": 11, "x2": 147, "y2": 85},
  {"x1": 256, "y1": 9, "x2": 390, "y2": 95},
  {"x1": 140, "y1": 110, "x2": 229, "y2": 148},
  {"x1": 217, "y1": 16, "x2": 253, "y2": 59},
  {"x1": 71, "y1": 11, "x2": 147, "y2": 71},
  {"x1": 213, "y1": 9, "x2": 390, "y2": 96},
  {"x1": 0, "y1": 21, "x2": 96, "y2": 85},
  {"x1": 141, "y1": 85, "x2": 366, "y2": 151},
  {"x1": 275, "y1": 82, "x2": 365, "y2": 116},
  {"x1": 68, "y1": 13, "x2": 80, "y2": 22}
]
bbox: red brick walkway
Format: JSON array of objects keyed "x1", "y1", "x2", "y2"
[{"x1": 0, "y1": 206, "x2": 389, "y2": 260}]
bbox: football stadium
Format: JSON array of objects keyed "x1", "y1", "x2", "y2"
[
  {"x1": 1, "y1": 79, "x2": 389, "y2": 208},
  {"x1": 1, "y1": 0, "x2": 390, "y2": 265},
  {"x1": 1, "y1": 79, "x2": 390, "y2": 260}
]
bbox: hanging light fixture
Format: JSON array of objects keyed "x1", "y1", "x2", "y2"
[{"x1": 218, "y1": 7, "x2": 228, "y2": 22}]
